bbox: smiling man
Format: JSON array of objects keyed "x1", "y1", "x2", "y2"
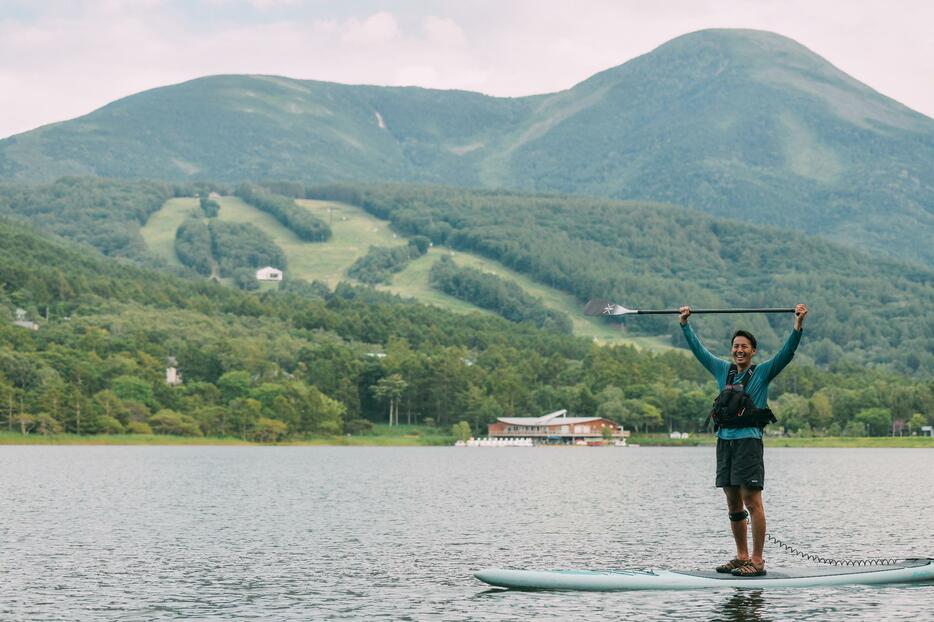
[{"x1": 679, "y1": 303, "x2": 807, "y2": 577}]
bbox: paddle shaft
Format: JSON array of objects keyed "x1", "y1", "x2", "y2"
[
  {"x1": 638, "y1": 308, "x2": 796, "y2": 315},
  {"x1": 582, "y1": 299, "x2": 799, "y2": 317}
]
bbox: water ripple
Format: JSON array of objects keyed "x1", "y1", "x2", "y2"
[{"x1": 0, "y1": 446, "x2": 932, "y2": 620}]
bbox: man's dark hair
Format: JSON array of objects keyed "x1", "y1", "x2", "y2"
[{"x1": 732, "y1": 330, "x2": 757, "y2": 349}]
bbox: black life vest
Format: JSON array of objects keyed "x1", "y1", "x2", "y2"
[{"x1": 706, "y1": 364, "x2": 777, "y2": 431}]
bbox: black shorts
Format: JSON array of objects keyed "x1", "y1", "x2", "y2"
[{"x1": 716, "y1": 437, "x2": 764, "y2": 489}]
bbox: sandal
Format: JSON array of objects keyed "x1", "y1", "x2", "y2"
[
  {"x1": 731, "y1": 560, "x2": 766, "y2": 577},
  {"x1": 716, "y1": 558, "x2": 751, "y2": 574}
]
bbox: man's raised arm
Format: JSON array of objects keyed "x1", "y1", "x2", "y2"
[
  {"x1": 679, "y1": 305, "x2": 728, "y2": 378},
  {"x1": 762, "y1": 303, "x2": 808, "y2": 381}
]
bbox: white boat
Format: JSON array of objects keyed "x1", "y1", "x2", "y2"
[{"x1": 455, "y1": 437, "x2": 534, "y2": 447}]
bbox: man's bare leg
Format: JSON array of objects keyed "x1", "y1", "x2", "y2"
[
  {"x1": 741, "y1": 487, "x2": 766, "y2": 565},
  {"x1": 724, "y1": 486, "x2": 749, "y2": 560}
]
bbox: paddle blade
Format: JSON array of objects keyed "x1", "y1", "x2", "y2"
[{"x1": 584, "y1": 299, "x2": 635, "y2": 316}]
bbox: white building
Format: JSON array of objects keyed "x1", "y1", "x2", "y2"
[
  {"x1": 12, "y1": 308, "x2": 38, "y2": 330},
  {"x1": 166, "y1": 367, "x2": 183, "y2": 386},
  {"x1": 255, "y1": 266, "x2": 283, "y2": 281},
  {"x1": 166, "y1": 356, "x2": 183, "y2": 386}
]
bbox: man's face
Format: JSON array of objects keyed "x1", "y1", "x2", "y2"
[{"x1": 731, "y1": 336, "x2": 756, "y2": 366}]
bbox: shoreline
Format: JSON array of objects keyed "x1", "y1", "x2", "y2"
[{"x1": 1, "y1": 432, "x2": 932, "y2": 448}]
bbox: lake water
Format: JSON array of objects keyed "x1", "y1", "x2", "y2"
[{"x1": 1, "y1": 446, "x2": 933, "y2": 620}]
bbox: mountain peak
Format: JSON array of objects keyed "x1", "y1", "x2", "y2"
[
  {"x1": 590, "y1": 28, "x2": 843, "y2": 86},
  {"x1": 1, "y1": 30, "x2": 932, "y2": 266}
]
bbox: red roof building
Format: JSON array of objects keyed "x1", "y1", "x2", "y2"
[{"x1": 487, "y1": 409, "x2": 628, "y2": 443}]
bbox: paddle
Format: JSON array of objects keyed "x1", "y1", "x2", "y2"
[{"x1": 584, "y1": 299, "x2": 797, "y2": 317}]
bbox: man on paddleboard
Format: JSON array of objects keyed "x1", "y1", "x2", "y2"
[{"x1": 679, "y1": 303, "x2": 807, "y2": 577}]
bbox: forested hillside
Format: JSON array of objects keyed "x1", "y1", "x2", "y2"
[
  {"x1": 3, "y1": 216, "x2": 931, "y2": 440},
  {"x1": 0, "y1": 177, "x2": 175, "y2": 261},
  {"x1": 2, "y1": 30, "x2": 932, "y2": 264},
  {"x1": 2, "y1": 176, "x2": 931, "y2": 373},
  {"x1": 310, "y1": 183, "x2": 934, "y2": 373}
]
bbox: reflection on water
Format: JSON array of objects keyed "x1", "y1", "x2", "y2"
[
  {"x1": 0, "y1": 446, "x2": 932, "y2": 620},
  {"x1": 715, "y1": 590, "x2": 768, "y2": 622}
]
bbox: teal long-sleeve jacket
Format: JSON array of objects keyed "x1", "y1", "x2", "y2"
[{"x1": 682, "y1": 323, "x2": 802, "y2": 440}]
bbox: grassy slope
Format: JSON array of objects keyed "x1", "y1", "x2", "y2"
[
  {"x1": 214, "y1": 196, "x2": 407, "y2": 286},
  {"x1": 139, "y1": 197, "x2": 200, "y2": 268},
  {"x1": 140, "y1": 196, "x2": 673, "y2": 349},
  {"x1": 386, "y1": 249, "x2": 499, "y2": 317},
  {"x1": 393, "y1": 250, "x2": 674, "y2": 350}
]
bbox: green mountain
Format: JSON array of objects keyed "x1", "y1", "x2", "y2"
[{"x1": 1, "y1": 29, "x2": 932, "y2": 264}]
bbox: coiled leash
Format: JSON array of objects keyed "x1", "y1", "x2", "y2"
[
  {"x1": 764, "y1": 534, "x2": 900, "y2": 566},
  {"x1": 731, "y1": 510, "x2": 900, "y2": 566}
]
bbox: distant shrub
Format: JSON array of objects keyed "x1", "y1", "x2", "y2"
[
  {"x1": 408, "y1": 235, "x2": 431, "y2": 254},
  {"x1": 150, "y1": 409, "x2": 203, "y2": 436},
  {"x1": 127, "y1": 421, "x2": 154, "y2": 435},
  {"x1": 199, "y1": 195, "x2": 221, "y2": 218},
  {"x1": 345, "y1": 418, "x2": 374, "y2": 435},
  {"x1": 252, "y1": 417, "x2": 289, "y2": 442},
  {"x1": 36, "y1": 413, "x2": 63, "y2": 436},
  {"x1": 347, "y1": 241, "x2": 427, "y2": 285},
  {"x1": 97, "y1": 415, "x2": 125, "y2": 435},
  {"x1": 232, "y1": 267, "x2": 260, "y2": 291}
]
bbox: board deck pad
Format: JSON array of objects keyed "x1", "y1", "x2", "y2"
[{"x1": 475, "y1": 559, "x2": 934, "y2": 591}]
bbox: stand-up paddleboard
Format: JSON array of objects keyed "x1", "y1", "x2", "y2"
[{"x1": 475, "y1": 559, "x2": 934, "y2": 590}]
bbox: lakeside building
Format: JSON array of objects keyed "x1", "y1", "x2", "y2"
[{"x1": 487, "y1": 409, "x2": 628, "y2": 444}]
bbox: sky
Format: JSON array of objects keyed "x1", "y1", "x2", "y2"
[{"x1": 1, "y1": 0, "x2": 932, "y2": 139}]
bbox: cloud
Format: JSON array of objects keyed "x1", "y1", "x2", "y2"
[
  {"x1": 249, "y1": 0, "x2": 301, "y2": 9},
  {"x1": 395, "y1": 64, "x2": 439, "y2": 87},
  {"x1": 1, "y1": 1, "x2": 932, "y2": 138},
  {"x1": 423, "y1": 16, "x2": 465, "y2": 47},
  {"x1": 339, "y1": 11, "x2": 398, "y2": 47}
]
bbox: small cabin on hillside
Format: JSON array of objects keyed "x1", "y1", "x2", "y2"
[
  {"x1": 487, "y1": 409, "x2": 628, "y2": 444},
  {"x1": 256, "y1": 266, "x2": 283, "y2": 281},
  {"x1": 12, "y1": 308, "x2": 39, "y2": 331},
  {"x1": 165, "y1": 356, "x2": 183, "y2": 386}
]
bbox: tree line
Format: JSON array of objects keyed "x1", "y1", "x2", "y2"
[
  {"x1": 347, "y1": 236, "x2": 430, "y2": 284},
  {"x1": 174, "y1": 218, "x2": 286, "y2": 288},
  {"x1": 428, "y1": 255, "x2": 572, "y2": 333},
  {"x1": 2, "y1": 215, "x2": 931, "y2": 442},
  {"x1": 307, "y1": 183, "x2": 934, "y2": 374},
  {"x1": 236, "y1": 183, "x2": 331, "y2": 242}
]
